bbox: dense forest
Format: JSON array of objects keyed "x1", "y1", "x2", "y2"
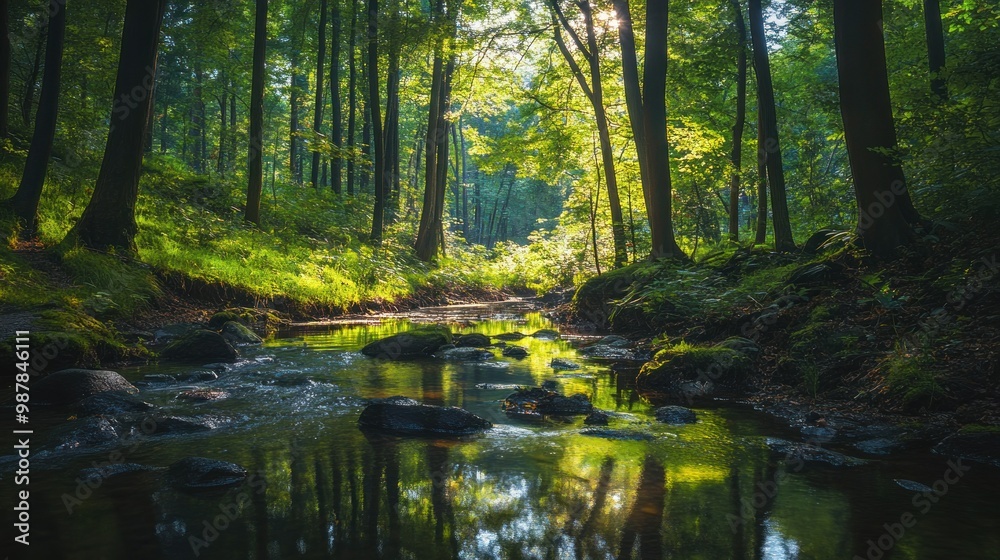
[{"x1": 1, "y1": 0, "x2": 999, "y2": 558}]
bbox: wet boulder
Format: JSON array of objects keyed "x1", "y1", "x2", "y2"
[
  {"x1": 531, "y1": 329, "x2": 560, "y2": 339},
  {"x1": 635, "y1": 344, "x2": 753, "y2": 402},
  {"x1": 79, "y1": 463, "x2": 163, "y2": 484},
  {"x1": 932, "y1": 429, "x2": 1000, "y2": 468},
  {"x1": 141, "y1": 374, "x2": 177, "y2": 384},
  {"x1": 137, "y1": 415, "x2": 222, "y2": 435},
  {"x1": 358, "y1": 400, "x2": 492, "y2": 436},
  {"x1": 584, "y1": 410, "x2": 610, "y2": 426},
  {"x1": 33, "y1": 369, "x2": 138, "y2": 406},
  {"x1": 168, "y1": 457, "x2": 248, "y2": 491},
  {"x1": 502, "y1": 345, "x2": 529, "y2": 359},
  {"x1": 57, "y1": 417, "x2": 122, "y2": 449},
  {"x1": 550, "y1": 358, "x2": 581, "y2": 370},
  {"x1": 74, "y1": 391, "x2": 154, "y2": 417},
  {"x1": 438, "y1": 347, "x2": 494, "y2": 362},
  {"x1": 455, "y1": 333, "x2": 491, "y2": 348},
  {"x1": 654, "y1": 405, "x2": 698, "y2": 425},
  {"x1": 765, "y1": 438, "x2": 868, "y2": 468},
  {"x1": 495, "y1": 332, "x2": 527, "y2": 341},
  {"x1": 503, "y1": 388, "x2": 593, "y2": 416},
  {"x1": 160, "y1": 329, "x2": 239, "y2": 363},
  {"x1": 361, "y1": 326, "x2": 452, "y2": 359},
  {"x1": 177, "y1": 389, "x2": 229, "y2": 402},
  {"x1": 221, "y1": 321, "x2": 263, "y2": 345}
]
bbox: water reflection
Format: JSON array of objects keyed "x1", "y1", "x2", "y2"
[{"x1": 11, "y1": 306, "x2": 1000, "y2": 559}]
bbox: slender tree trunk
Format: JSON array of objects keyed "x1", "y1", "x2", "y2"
[
  {"x1": 644, "y1": 0, "x2": 685, "y2": 259},
  {"x1": 331, "y1": 0, "x2": 343, "y2": 193},
  {"x1": 361, "y1": 90, "x2": 371, "y2": 193},
  {"x1": 22, "y1": 28, "x2": 45, "y2": 128},
  {"x1": 0, "y1": 0, "x2": 9, "y2": 137},
  {"x1": 833, "y1": 0, "x2": 916, "y2": 256},
  {"x1": 611, "y1": 0, "x2": 650, "y2": 220},
  {"x1": 754, "y1": 104, "x2": 768, "y2": 245},
  {"x1": 312, "y1": 0, "x2": 328, "y2": 188},
  {"x1": 192, "y1": 63, "x2": 205, "y2": 173},
  {"x1": 457, "y1": 117, "x2": 468, "y2": 240},
  {"x1": 229, "y1": 88, "x2": 236, "y2": 171},
  {"x1": 69, "y1": 0, "x2": 167, "y2": 252},
  {"x1": 923, "y1": 0, "x2": 947, "y2": 100},
  {"x1": 217, "y1": 93, "x2": 227, "y2": 175},
  {"x1": 549, "y1": 0, "x2": 626, "y2": 267},
  {"x1": 367, "y1": 0, "x2": 385, "y2": 241},
  {"x1": 728, "y1": 0, "x2": 747, "y2": 244},
  {"x1": 290, "y1": 50, "x2": 301, "y2": 181},
  {"x1": 346, "y1": 0, "x2": 358, "y2": 195},
  {"x1": 5, "y1": 0, "x2": 66, "y2": 236},
  {"x1": 384, "y1": 4, "x2": 401, "y2": 223},
  {"x1": 748, "y1": 0, "x2": 795, "y2": 251},
  {"x1": 245, "y1": 0, "x2": 267, "y2": 225}
]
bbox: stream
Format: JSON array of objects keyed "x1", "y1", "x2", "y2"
[{"x1": 10, "y1": 300, "x2": 1000, "y2": 559}]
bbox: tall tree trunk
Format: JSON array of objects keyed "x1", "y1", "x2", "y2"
[
  {"x1": 361, "y1": 89, "x2": 371, "y2": 193},
  {"x1": 833, "y1": 0, "x2": 916, "y2": 256},
  {"x1": 290, "y1": 50, "x2": 301, "y2": 181},
  {"x1": 367, "y1": 0, "x2": 385, "y2": 241},
  {"x1": 384, "y1": 1, "x2": 401, "y2": 223},
  {"x1": 346, "y1": 0, "x2": 358, "y2": 195},
  {"x1": 550, "y1": 0, "x2": 627, "y2": 268},
  {"x1": 748, "y1": 0, "x2": 795, "y2": 251},
  {"x1": 754, "y1": 105, "x2": 768, "y2": 245},
  {"x1": 246, "y1": 0, "x2": 267, "y2": 225},
  {"x1": 69, "y1": 0, "x2": 167, "y2": 252},
  {"x1": 312, "y1": 0, "x2": 328, "y2": 188},
  {"x1": 923, "y1": 0, "x2": 947, "y2": 100},
  {"x1": 229, "y1": 90, "x2": 237, "y2": 171},
  {"x1": 192, "y1": 63, "x2": 205, "y2": 173},
  {"x1": 643, "y1": 0, "x2": 685, "y2": 259},
  {"x1": 729, "y1": 0, "x2": 747, "y2": 244},
  {"x1": 457, "y1": 117, "x2": 468, "y2": 240},
  {"x1": 5, "y1": 0, "x2": 66, "y2": 236},
  {"x1": 0, "y1": 0, "x2": 9, "y2": 137},
  {"x1": 22, "y1": 28, "x2": 45, "y2": 128},
  {"x1": 330, "y1": 0, "x2": 343, "y2": 193},
  {"x1": 217, "y1": 92, "x2": 226, "y2": 175},
  {"x1": 611, "y1": 0, "x2": 651, "y2": 219}
]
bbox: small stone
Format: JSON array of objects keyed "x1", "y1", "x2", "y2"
[{"x1": 584, "y1": 411, "x2": 609, "y2": 426}]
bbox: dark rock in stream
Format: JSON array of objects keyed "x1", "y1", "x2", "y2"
[
  {"x1": 437, "y1": 346, "x2": 494, "y2": 362},
  {"x1": 654, "y1": 405, "x2": 698, "y2": 425},
  {"x1": 361, "y1": 326, "x2": 452, "y2": 359},
  {"x1": 584, "y1": 411, "x2": 610, "y2": 426},
  {"x1": 136, "y1": 415, "x2": 224, "y2": 435},
  {"x1": 168, "y1": 457, "x2": 248, "y2": 491},
  {"x1": 57, "y1": 417, "x2": 123, "y2": 449},
  {"x1": 503, "y1": 388, "x2": 593, "y2": 416},
  {"x1": 221, "y1": 320, "x2": 263, "y2": 345},
  {"x1": 358, "y1": 399, "x2": 492, "y2": 436},
  {"x1": 495, "y1": 332, "x2": 527, "y2": 341},
  {"x1": 141, "y1": 374, "x2": 177, "y2": 384},
  {"x1": 550, "y1": 358, "x2": 581, "y2": 370},
  {"x1": 160, "y1": 329, "x2": 239, "y2": 363},
  {"x1": 765, "y1": 438, "x2": 868, "y2": 468},
  {"x1": 932, "y1": 430, "x2": 1000, "y2": 468},
  {"x1": 177, "y1": 389, "x2": 229, "y2": 402},
  {"x1": 33, "y1": 369, "x2": 139, "y2": 405},
  {"x1": 183, "y1": 371, "x2": 219, "y2": 382},
  {"x1": 531, "y1": 329, "x2": 560, "y2": 339},
  {"x1": 502, "y1": 345, "x2": 529, "y2": 359},
  {"x1": 455, "y1": 333, "x2": 491, "y2": 348},
  {"x1": 74, "y1": 392, "x2": 155, "y2": 416},
  {"x1": 79, "y1": 463, "x2": 164, "y2": 484}
]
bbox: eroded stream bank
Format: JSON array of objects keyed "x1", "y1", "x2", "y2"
[{"x1": 5, "y1": 300, "x2": 1000, "y2": 559}]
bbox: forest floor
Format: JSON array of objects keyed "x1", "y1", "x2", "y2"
[{"x1": 561, "y1": 213, "x2": 1000, "y2": 450}]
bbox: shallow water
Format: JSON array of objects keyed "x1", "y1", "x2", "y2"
[{"x1": 8, "y1": 301, "x2": 1000, "y2": 559}]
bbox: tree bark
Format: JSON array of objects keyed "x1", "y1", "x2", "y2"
[
  {"x1": 246, "y1": 0, "x2": 267, "y2": 225},
  {"x1": 22, "y1": 27, "x2": 45, "y2": 128},
  {"x1": 833, "y1": 0, "x2": 916, "y2": 256},
  {"x1": 643, "y1": 0, "x2": 685, "y2": 259},
  {"x1": 346, "y1": 0, "x2": 358, "y2": 195},
  {"x1": 367, "y1": 0, "x2": 385, "y2": 241},
  {"x1": 6, "y1": 0, "x2": 66, "y2": 236},
  {"x1": 923, "y1": 0, "x2": 947, "y2": 100},
  {"x1": 729, "y1": 0, "x2": 747, "y2": 244},
  {"x1": 69, "y1": 0, "x2": 167, "y2": 252},
  {"x1": 748, "y1": 0, "x2": 795, "y2": 251},
  {"x1": 311, "y1": 0, "x2": 328, "y2": 188},
  {"x1": 384, "y1": 0, "x2": 401, "y2": 222},
  {"x1": 549, "y1": 0, "x2": 627, "y2": 268},
  {"x1": 330, "y1": 0, "x2": 343, "y2": 193},
  {"x1": 611, "y1": 0, "x2": 650, "y2": 217},
  {"x1": 0, "y1": 0, "x2": 9, "y2": 137},
  {"x1": 754, "y1": 104, "x2": 768, "y2": 245},
  {"x1": 290, "y1": 51, "x2": 301, "y2": 181}
]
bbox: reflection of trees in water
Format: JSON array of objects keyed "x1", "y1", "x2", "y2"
[{"x1": 618, "y1": 455, "x2": 666, "y2": 560}]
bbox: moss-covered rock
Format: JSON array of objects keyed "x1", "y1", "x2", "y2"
[
  {"x1": 160, "y1": 329, "x2": 238, "y2": 363},
  {"x1": 208, "y1": 310, "x2": 244, "y2": 330},
  {"x1": 361, "y1": 325, "x2": 452, "y2": 359},
  {"x1": 635, "y1": 343, "x2": 754, "y2": 401},
  {"x1": 220, "y1": 320, "x2": 263, "y2": 345},
  {"x1": 455, "y1": 333, "x2": 490, "y2": 348},
  {"x1": 572, "y1": 262, "x2": 656, "y2": 330},
  {"x1": 33, "y1": 369, "x2": 138, "y2": 405}
]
